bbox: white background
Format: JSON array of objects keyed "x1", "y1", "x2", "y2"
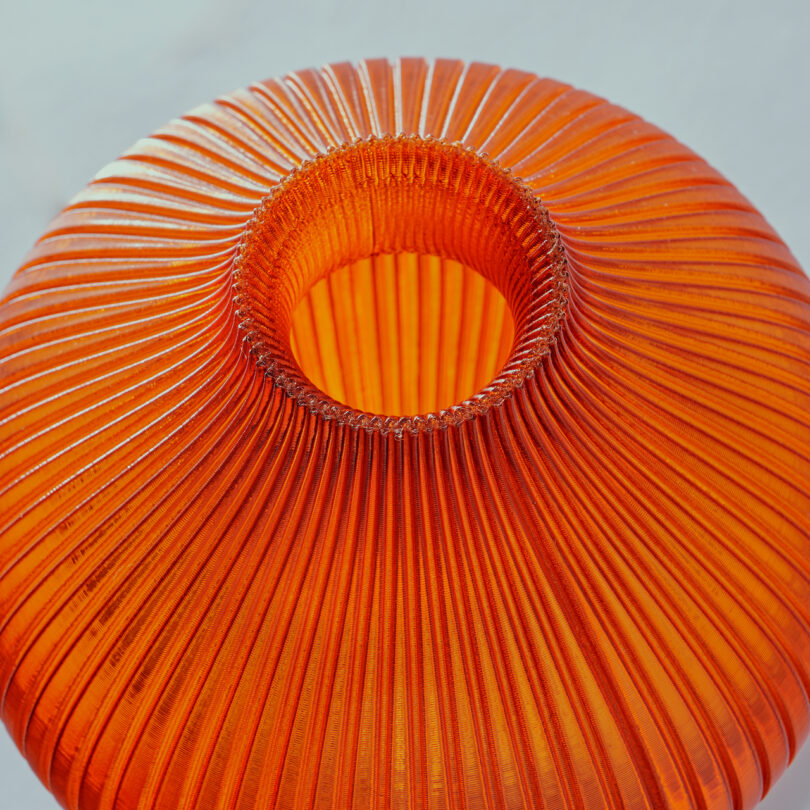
[{"x1": 0, "y1": 0, "x2": 808, "y2": 807}]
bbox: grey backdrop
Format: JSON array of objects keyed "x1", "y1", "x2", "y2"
[{"x1": 0, "y1": 0, "x2": 808, "y2": 807}]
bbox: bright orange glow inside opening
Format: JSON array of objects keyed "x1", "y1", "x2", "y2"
[{"x1": 290, "y1": 254, "x2": 515, "y2": 416}]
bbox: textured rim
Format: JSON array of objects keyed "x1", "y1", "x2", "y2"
[{"x1": 232, "y1": 134, "x2": 568, "y2": 435}]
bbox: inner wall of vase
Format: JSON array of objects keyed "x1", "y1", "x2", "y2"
[{"x1": 290, "y1": 254, "x2": 515, "y2": 416}]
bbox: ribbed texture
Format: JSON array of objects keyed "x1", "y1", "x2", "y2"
[
  {"x1": 290, "y1": 253, "x2": 515, "y2": 416},
  {"x1": 0, "y1": 58, "x2": 809, "y2": 810}
]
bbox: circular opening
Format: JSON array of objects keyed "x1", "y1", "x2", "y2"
[
  {"x1": 233, "y1": 136, "x2": 567, "y2": 434},
  {"x1": 290, "y1": 254, "x2": 515, "y2": 416}
]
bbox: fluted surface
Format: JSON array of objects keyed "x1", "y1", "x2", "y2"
[{"x1": 0, "y1": 58, "x2": 809, "y2": 810}]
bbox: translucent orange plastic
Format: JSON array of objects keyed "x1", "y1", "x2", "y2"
[{"x1": 1, "y1": 58, "x2": 809, "y2": 810}]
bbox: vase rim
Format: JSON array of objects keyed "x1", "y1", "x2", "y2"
[{"x1": 232, "y1": 134, "x2": 569, "y2": 436}]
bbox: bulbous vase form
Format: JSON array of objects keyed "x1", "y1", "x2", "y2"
[{"x1": 1, "y1": 58, "x2": 809, "y2": 810}]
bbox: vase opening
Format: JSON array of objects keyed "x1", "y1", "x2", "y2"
[
  {"x1": 290, "y1": 255, "x2": 515, "y2": 416},
  {"x1": 233, "y1": 135, "x2": 569, "y2": 432}
]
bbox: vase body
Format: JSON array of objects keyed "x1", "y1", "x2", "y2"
[{"x1": 1, "y1": 58, "x2": 810, "y2": 810}]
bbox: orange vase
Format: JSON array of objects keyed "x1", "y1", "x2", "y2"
[{"x1": 1, "y1": 59, "x2": 809, "y2": 810}]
